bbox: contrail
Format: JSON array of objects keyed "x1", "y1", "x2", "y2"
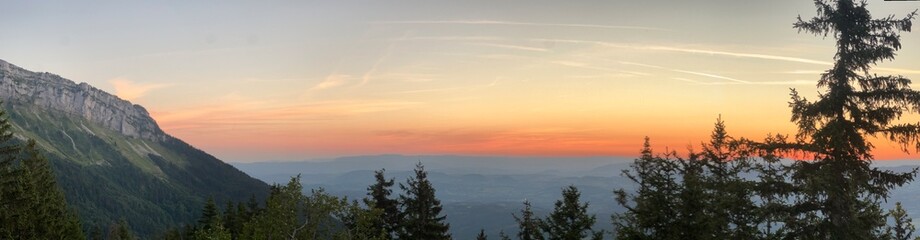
[{"x1": 374, "y1": 20, "x2": 670, "y2": 31}]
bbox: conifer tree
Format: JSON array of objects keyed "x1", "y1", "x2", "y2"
[
  {"x1": 886, "y1": 202, "x2": 914, "y2": 240},
  {"x1": 246, "y1": 194, "x2": 260, "y2": 218},
  {"x1": 108, "y1": 219, "x2": 137, "y2": 240},
  {"x1": 198, "y1": 197, "x2": 221, "y2": 231},
  {"x1": 613, "y1": 138, "x2": 682, "y2": 239},
  {"x1": 514, "y1": 200, "x2": 544, "y2": 240},
  {"x1": 337, "y1": 199, "x2": 388, "y2": 240},
  {"x1": 192, "y1": 197, "x2": 232, "y2": 240},
  {"x1": 697, "y1": 118, "x2": 759, "y2": 239},
  {"x1": 0, "y1": 106, "x2": 83, "y2": 239},
  {"x1": 541, "y1": 186, "x2": 602, "y2": 240},
  {"x1": 477, "y1": 229, "x2": 488, "y2": 240},
  {"x1": 365, "y1": 168, "x2": 400, "y2": 239},
  {"x1": 399, "y1": 162, "x2": 451, "y2": 240},
  {"x1": 19, "y1": 139, "x2": 84, "y2": 239},
  {"x1": 0, "y1": 105, "x2": 22, "y2": 238},
  {"x1": 223, "y1": 200, "x2": 242, "y2": 239},
  {"x1": 91, "y1": 226, "x2": 105, "y2": 240},
  {"x1": 784, "y1": 0, "x2": 918, "y2": 238}
]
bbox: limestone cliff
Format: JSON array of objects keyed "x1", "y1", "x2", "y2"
[{"x1": 0, "y1": 59, "x2": 166, "y2": 141}]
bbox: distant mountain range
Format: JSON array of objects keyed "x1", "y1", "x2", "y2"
[
  {"x1": 234, "y1": 155, "x2": 636, "y2": 238},
  {"x1": 234, "y1": 154, "x2": 920, "y2": 239},
  {"x1": 0, "y1": 59, "x2": 269, "y2": 237}
]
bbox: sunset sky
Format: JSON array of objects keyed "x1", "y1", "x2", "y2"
[{"x1": 2, "y1": 0, "x2": 920, "y2": 162}]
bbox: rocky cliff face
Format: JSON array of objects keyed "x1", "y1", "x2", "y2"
[{"x1": 0, "y1": 59, "x2": 166, "y2": 142}]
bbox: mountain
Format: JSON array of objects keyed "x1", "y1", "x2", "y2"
[
  {"x1": 234, "y1": 155, "x2": 635, "y2": 238},
  {"x1": 0, "y1": 59, "x2": 269, "y2": 237},
  {"x1": 234, "y1": 155, "x2": 920, "y2": 239}
]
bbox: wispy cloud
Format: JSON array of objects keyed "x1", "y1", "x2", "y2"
[
  {"x1": 397, "y1": 36, "x2": 505, "y2": 42},
  {"x1": 540, "y1": 38, "x2": 920, "y2": 75},
  {"x1": 362, "y1": 33, "x2": 408, "y2": 86},
  {"x1": 467, "y1": 42, "x2": 550, "y2": 52},
  {"x1": 621, "y1": 61, "x2": 778, "y2": 85},
  {"x1": 781, "y1": 70, "x2": 825, "y2": 74},
  {"x1": 671, "y1": 69, "x2": 750, "y2": 84},
  {"x1": 620, "y1": 61, "x2": 749, "y2": 83},
  {"x1": 671, "y1": 77, "x2": 708, "y2": 84},
  {"x1": 386, "y1": 78, "x2": 500, "y2": 95},
  {"x1": 552, "y1": 61, "x2": 649, "y2": 77},
  {"x1": 109, "y1": 78, "x2": 172, "y2": 101},
  {"x1": 538, "y1": 39, "x2": 831, "y2": 65},
  {"x1": 310, "y1": 74, "x2": 351, "y2": 91},
  {"x1": 672, "y1": 77, "x2": 813, "y2": 85},
  {"x1": 642, "y1": 46, "x2": 830, "y2": 65},
  {"x1": 154, "y1": 97, "x2": 422, "y2": 132},
  {"x1": 375, "y1": 20, "x2": 670, "y2": 31},
  {"x1": 374, "y1": 72, "x2": 443, "y2": 82}
]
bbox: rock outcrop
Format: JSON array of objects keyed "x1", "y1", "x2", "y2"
[{"x1": 0, "y1": 59, "x2": 166, "y2": 141}]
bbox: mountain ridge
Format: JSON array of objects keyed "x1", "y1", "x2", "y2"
[
  {"x1": 0, "y1": 59, "x2": 165, "y2": 142},
  {"x1": 0, "y1": 58, "x2": 269, "y2": 237}
]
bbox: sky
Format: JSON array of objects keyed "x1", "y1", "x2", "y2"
[{"x1": 2, "y1": 0, "x2": 920, "y2": 162}]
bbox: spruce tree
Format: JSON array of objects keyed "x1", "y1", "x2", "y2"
[
  {"x1": 337, "y1": 199, "x2": 388, "y2": 240},
  {"x1": 697, "y1": 118, "x2": 759, "y2": 239},
  {"x1": 886, "y1": 202, "x2": 914, "y2": 240},
  {"x1": 399, "y1": 162, "x2": 451, "y2": 240},
  {"x1": 785, "y1": 0, "x2": 918, "y2": 238},
  {"x1": 613, "y1": 138, "x2": 682, "y2": 239},
  {"x1": 192, "y1": 197, "x2": 232, "y2": 240},
  {"x1": 0, "y1": 104, "x2": 22, "y2": 238},
  {"x1": 19, "y1": 139, "x2": 84, "y2": 239},
  {"x1": 477, "y1": 229, "x2": 488, "y2": 240},
  {"x1": 541, "y1": 186, "x2": 602, "y2": 240},
  {"x1": 0, "y1": 106, "x2": 83, "y2": 239},
  {"x1": 108, "y1": 219, "x2": 136, "y2": 240},
  {"x1": 365, "y1": 168, "x2": 400, "y2": 239},
  {"x1": 223, "y1": 200, "x2": 241, "y2": 239},
  {"x1": 198, "y1": 197, "x2": 221, "y2": 231},
  {"x1": 514, "y1": 200, "x2": 544, "y2": 240}
]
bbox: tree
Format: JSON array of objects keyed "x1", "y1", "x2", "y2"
[
  {"x1": 696, "y1": 118, "x2": 759, "y2": 239},
  {"x1": 198, "y1": 197, "x2": 221, "y2": 231},
  {"x1": 0, "y1": 104, "x2": 23, "y2": 238},
  {"x1": 399, "y1": 162, "x2": 451, "y2": 240},
  {"x1": 222, "y1": 200, "x2": 242, "y2": 239},
  {"x1": 614, "y1": 119, "x2": 765, "y2": 239},
  {"x1": 337, "y1": 199, "x2": 388, "y2": 240},
  {"x1": 192, "y1": 197, "x2": 231, "y2": 240},
  {"x1": 298, "y1": 188, "x2": 345, "y2": 239},
  {"x1": 514, "y1": 200, "x2": 544, "y2": 240},
  {"x1": 244, "y1": 176, "x2": 305, "y2": 239},
  {"x1": 477, "y1": 229, "x2": 488, "y2": 240},
  {"x1": 19, "y1": 139, "x2": 84, "y2": 239},
  {"x1": 192, "y1": 224, "x2": 231, "y2": 240},
  {"x1": 0, "y1": 105, "x2": 83, "y2": 239},
  {"x1": 365, "y1": 168, "x2": 400, "y2": 239},
  {"x1": 885, "y1": 202, "x2": 914, "y2": 240},
  {"x1": 541, "y1": 186, "x2": 602, "y2": 240},
  {"x1": 613, "y1": 138, "x2": 682, "y2": 239},
  {"x1": 108, "y1": 219, "x2": 137, "y2": 240},
  {"x1": 785, "y1": 0, "x2": 918, "y2": 238}
]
